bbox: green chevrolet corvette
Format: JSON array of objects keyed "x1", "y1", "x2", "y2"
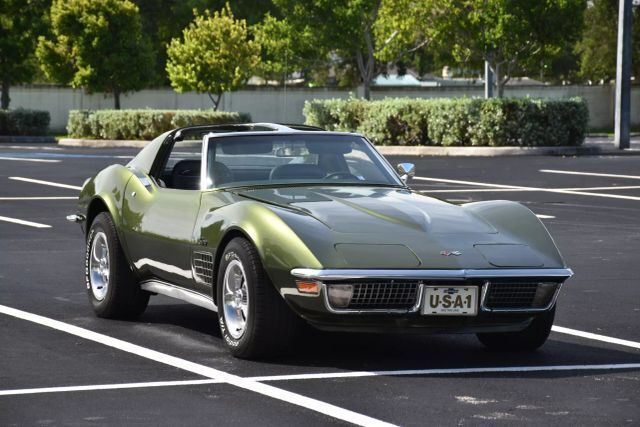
[{"x1": 69, "y1": 123, "x2": 572, "y2": 358}]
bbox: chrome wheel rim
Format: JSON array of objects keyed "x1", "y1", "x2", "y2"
[
  {"x1": 222, "y1": 259, "x2": 249, "y2": 339},
  {"x1": 89, "y1": 231, "x2": 110, "y2": 301}
]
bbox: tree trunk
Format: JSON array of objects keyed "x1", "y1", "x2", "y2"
[
  {"x1": 114, "y1": 89, "x2": 121, "y2": 110},
  {"x1": 207, "y1": 92, "x2": 222, "y2": 111},
  {"x1": 1, "y1": 79, "x2": 10, "y2": 109},
  {"x1": 497, "y1": 80, "x2": 505, "y2": 98},
  {"x1": 493, "y1": 63, "x2": 502, "y2": 98},
  {"x1": 363, "y1": 80, "x2": 371, "y2": 100},
  {"x1": 355, "y1": 49, "x2": 373, "y2": 101}
]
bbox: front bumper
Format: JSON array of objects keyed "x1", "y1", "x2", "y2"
[{"x1": 282, "y1": 267, "x2": 572, "y2": 333}]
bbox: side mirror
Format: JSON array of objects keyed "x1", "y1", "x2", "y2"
[{"x1": 397, "y1": 163, "x2": 415, "y2": 184}]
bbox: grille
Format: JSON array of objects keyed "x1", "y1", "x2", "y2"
[
  {"x1": 484, "y1": 282, "x2": 547, "y2": 309},
  {"x1": 192, "y1": 251, "x2": 214, "y2": 286},
  {"x1": 333, "y1": 281, "x2": 419, "y2": 310}
]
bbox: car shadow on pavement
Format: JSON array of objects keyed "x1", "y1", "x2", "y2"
[{"x1": 137, "y1": 302, "x2": 639, "y2": 376}]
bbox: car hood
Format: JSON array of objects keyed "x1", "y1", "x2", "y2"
[
  {"x1": 230, "y1": 186, "x2": 559, "y2": 269},
  {"x1": 233, "y1": 186, "x2": 497, "y2": 235}
]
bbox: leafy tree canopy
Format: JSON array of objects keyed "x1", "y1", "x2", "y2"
[
  {"x1": 133, "y1": 0, "x2": 277, "y2": 86},
  {"x1": 576, "y1": 0, "x2": 640, "y2": 83},
  {"x1": 37, "y1": 0, "x2": 154, "y2": 108},
  {"x1": 0, "y1": 0, "x2": 49, "y2": 108},
  {"x1": 252, "y1": 13, "x2": 318, "y2": 84},
  {"x1": 266, "y1": 0, "x2": 388, "y2": 99},
  {"x1": 166, "y1": 4, "x2": 259, "y2": 110},
  {"x1": 379, "y1": 0, "x2": 585, "y2": 96}
]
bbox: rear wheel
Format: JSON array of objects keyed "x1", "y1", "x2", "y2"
[
  {"x1": 217, "y1": 237, "x2": 298, "y2": 359},
  {"x1": 85, "y1": 212, "x2": 149, "y2": 319},
  {"x1": 477, "y1": 306, "x2": 555, "y2": 351}
]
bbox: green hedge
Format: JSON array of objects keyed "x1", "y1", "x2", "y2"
[
  {"x1": 67, "y1": 109, "x2": 252, "y2": 140},
  {"x1": 303, "y1": 97, "x2": 589, "y2": 146},
  {"x1": 0, "y1": 109, "x2": 50, "y2": 136}
]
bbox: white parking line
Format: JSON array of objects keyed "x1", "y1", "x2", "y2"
[
  {"x1": 250, "y1": 363, "x2": 640, "y2": 382},
  {"x1": 2, "y1": 362, "x2": 639, "y2": 397},
  {"x1": 0, "y1": 305, "x2": 395, "y2": 427},
  {"x1": 3, "y1": 146, "x2": 63, "y2": 150},
  {"x1": 540, "y1": 169, "x2": 640, "y2": 180},
  {"x1": 421, "y1": 185, "x2": 640, "y2": 193},
  {"x1": 0, "y1": 216, "x2": 51, "y2": 228},
  {"x1": 9, "y1": 177, "x2": 82, "y2": 191},
  {"x1": 552, "y1": 326, "x2": 640, "y2": 350},
  {"x1": 0, "y1": 197, "x2": 77, "y2": 201},
  {"x1": 560, "y1": 185, "x2": 640, "y2": 191},
  {"x1": 422, "y1": 188, "x2": 538, "y2": 193},
  {"x1": 0, "y1": 157, "x2": 60, "y2": 163},
  {"x1": 535, "y1": 214, "x2": 556, "y2": 219},
  {"x1": 414, "y1": 176, "x2": 640, "y2": 201},
  {"x1": 0, "y1": 379, "x2": 221, "y2": 397}
]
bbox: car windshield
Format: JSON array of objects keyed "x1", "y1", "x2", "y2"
[{"x1": 203, "y1": 134, "x2": 402, "y2": 189}]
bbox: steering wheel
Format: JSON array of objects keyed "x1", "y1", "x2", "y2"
[{"x1": 324, "y1": 171, "x2": 359, "y2": 180}]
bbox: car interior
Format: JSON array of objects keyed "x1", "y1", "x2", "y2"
[{"x1": 152, "y1": 132, "x2": 394, "y2": 190}]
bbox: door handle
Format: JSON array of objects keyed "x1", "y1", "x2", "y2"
[{"x1": 131, "y1": 191, "x2": 136, "y2": 197}]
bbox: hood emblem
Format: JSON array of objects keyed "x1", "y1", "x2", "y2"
[{"x1": 440, "y1": 250, "x2": 462, "y2": 257}]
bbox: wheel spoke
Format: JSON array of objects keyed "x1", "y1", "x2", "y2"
[
  {"x1": 88, "y1": 232, "x2": 110, "y2": 301},
  {"x1": 222, "y1": 258, "x2": 249, "y2": 340}
]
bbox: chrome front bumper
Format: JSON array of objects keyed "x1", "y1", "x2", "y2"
[
  {"x1": 290, "y1": 268, "x2": 573, "y2": 314},
  {"x1": 291, "y1": 268, "x2": 573, "y2": 281}
]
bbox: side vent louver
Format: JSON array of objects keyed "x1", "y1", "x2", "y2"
[{"x1": 192, "y1": 251, "x2": 214, "y2": 287}]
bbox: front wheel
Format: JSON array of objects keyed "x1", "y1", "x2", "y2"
[
  {"x1": 85, "y1": 212, "x2": 149, "y2": 319},
  {"x1": 477, "y1": 306, "x2": 556, "y2": 351},
  {"x1": 216, "y1": 237, "x2": 298, "y2": 359}
]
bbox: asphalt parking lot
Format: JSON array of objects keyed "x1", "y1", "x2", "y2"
[{"x1": 0, "y1": 144, "x2": 638, "y2": 426}]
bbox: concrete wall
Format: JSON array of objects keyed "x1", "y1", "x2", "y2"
[{"x1": 8, "y1": 84, "x2": 634, "y2": 133}]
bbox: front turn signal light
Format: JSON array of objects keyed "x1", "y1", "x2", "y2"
[{"x1": 296, "y1": 280, "x2": 321, "y2": 295}]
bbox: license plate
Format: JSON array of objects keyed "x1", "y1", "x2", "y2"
[{"x1": 422, "y1": 286, "x2": 478, "y2": 316}]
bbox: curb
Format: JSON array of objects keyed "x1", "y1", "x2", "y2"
[
  {"x1": 58, "y1": 138, "x2": 149, "y2": 148},
  {"x1": 0, "y1": 135, "x2": 57, "y2": 144}
]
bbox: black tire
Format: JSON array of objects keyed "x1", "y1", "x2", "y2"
[
  {"x1": 477, "y1": 306, "x2": 556, "y2": 352},
  {"x1": 85, "y1": 212, "x2": 149, "y2": 319},
  {"x1": 216, "y1": 237, "x2": 298, "y2": 359}
]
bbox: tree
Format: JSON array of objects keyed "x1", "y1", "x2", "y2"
[
  {"x1": 252, "y1": 14, "x2": 318, "y2": 84},
  {"x1": 133, "y1": 0, "x2": 277, "y2": 86},
  {"x1": 37, "y1": 0, "x2": 154, "y2": 109},
  {"x1": 266, "y1": 0, "x2": 442, "y2": 99},
  {"x1": 406, "y1": 0, "x2": 586, "y2": 97},
  {"x1": 576, "y1": 0, "x2": 640, "y2": 83},
  {"x1": 166, "y1": 4, "x2": 259, "y2": 110},
  {"x1": 268, "y1": 0, "x2": 385, "y2": 99},
  {"x1": 0, "y1": 0, "x2": 49, "y2": 109}
]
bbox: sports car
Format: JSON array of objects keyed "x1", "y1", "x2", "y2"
[{"x1": 69, "y1": 123, "x2": 572, "y2": 358}]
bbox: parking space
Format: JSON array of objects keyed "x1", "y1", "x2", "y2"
[{"x1": 0, "y1": 145, "x2": 638, "y2": 425}]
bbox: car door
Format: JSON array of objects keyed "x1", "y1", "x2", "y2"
[{"x1": 120, "y1": 141, "x2": 204, "y2": 290}]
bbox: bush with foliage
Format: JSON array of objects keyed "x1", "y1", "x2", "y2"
[
  {"x1": 0, "y1": 109, "x2": 50, "y2": 136},
  {"x1": 304, "y1": 97, "x2": 588, "y2": 147},
  {"x1": 67, "y1": 110, "x2": 251, "y2": 140}
]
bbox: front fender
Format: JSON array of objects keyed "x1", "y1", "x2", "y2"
[
  {"x1": 462, "y1": 200, "x2": 567, "y2": 268},
  {"x1": 199, "y1": 199, "x2": 323, "y2": 290}
]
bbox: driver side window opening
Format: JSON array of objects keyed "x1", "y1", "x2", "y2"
[{"x1": 154, "y1": 139, "x2": 203, "y2": 190}]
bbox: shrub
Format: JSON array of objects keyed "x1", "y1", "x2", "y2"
[
  {"x1": 0, "y1": 109, "x2": 50, "y2": 136},
  {"x1": 67, "y1": 109, "x2": 251, "y2": 140},
  {"x1": 303, "y1": 97, "x2": 589, "y2": 147}
]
